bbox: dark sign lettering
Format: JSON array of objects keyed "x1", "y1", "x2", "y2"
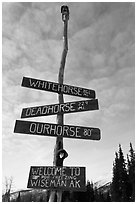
[
  {"x1": 21, "y1": 77, "x2": 95, "y2": 99},
  {"x1": 27, "y1": 166, "x2": 86, "y2": 191},
  {"x1": 14, "y1": 120, "x2": 101, "y2": 140},
  {"x1": 21, "y1": 99, "x2": 99, "y2": 118}
]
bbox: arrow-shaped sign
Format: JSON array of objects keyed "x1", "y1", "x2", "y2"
[
  {"x1": 21, "y1": 99, "x2": 99, "y2": 118},
  {"x1": 14, "y1": 120, "x2": 101, "y2": 141},
  {"x1": 21, "y1": 77, "x2": 96, "y2": 99}
]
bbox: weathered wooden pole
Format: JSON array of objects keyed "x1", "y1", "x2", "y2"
[{"x1": 48, "y1": 5, "x2": 69, "y2": 202}]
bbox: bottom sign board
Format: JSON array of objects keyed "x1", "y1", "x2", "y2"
[{"x1": 27, "y1": 166, "x2": 86, "y2": 191}]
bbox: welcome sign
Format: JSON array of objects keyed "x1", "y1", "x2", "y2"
[{"x1": 27, "y1": 166, "x2": 86, "y2": 191}]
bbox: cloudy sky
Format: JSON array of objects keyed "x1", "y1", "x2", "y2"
[{"x1": 2, "y1": 2, "x2": 135, "y2": 191}]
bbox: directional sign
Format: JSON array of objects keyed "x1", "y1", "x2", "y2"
[
  {"x1": 27, "y1": 166, "x2": 86, "y2": 191},
  {"x1": 14, "y1": 120, "x2": 101, "y2": 140},
  {"x1": 21, "y1": 77, "x2": 96, "y2": 99},
  {"x1": 21, "y1": 99, "x2": 99, "y2": 118}
]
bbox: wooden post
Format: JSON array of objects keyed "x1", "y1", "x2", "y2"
[{"x1": 48, "y1": 5, "x2": 69, "y2": 202}]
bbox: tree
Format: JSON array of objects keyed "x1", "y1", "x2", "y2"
[
  {"x1": 16, "y1": 192, "x2": 21, "y2": 202},
  {"x1": 111, "y1": 145, "x2": 129, "y2": 201},
  {"x1": 118, "y1": 144, "x2": 129, "y2": 201},
  {"x1": 106, "y1": 191, "x2": 111, "y2": 202},
  {"x1": 127, "y1": 143, "x2": 135, "y2": 201},
  {"x1": 86, "y1": 180, "x2": 94, "y2": 201},
  {"x1": 2, "y1": 176, "x2": 14, "y2": 202},
  {"x1": 111, "y1": 152, "x2": 119, "y2": 201},
  {"x1": 65, "y1": 180, "x2": 95, "y2": 202},
  {"x1": 94, "y1": 186, "x2": 99, "y2": 201}
]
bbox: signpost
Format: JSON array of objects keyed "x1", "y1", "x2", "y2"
[
  {"x1": 21, "y1": 76, "x2": 96, "y2": 99},
  {"x1": 13, "y1": 5, "x2": 101, "y2": 202},
  {"x1": 27, "y1": 166, "x2": 86, "y2": 192},
  {"x1": 14, "y1": 120, "x2": 101, "y2": 141},
  {"x1": 21, "y1": 99, "x2": 99, "y2": 118}
]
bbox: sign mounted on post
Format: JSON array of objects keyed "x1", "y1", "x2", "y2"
[
  {"x1": 21, "y1": 99, "x2": 99, "y2": 118},
  {"x1": 27, "y1": 166, "x2": 86, "y2": 191},
  {"x1": 21, "y1": 77, "x2": 96, "y2": 99},
  {"x1": 14, "y1": 120, "x2": 101, "y2": 140}
]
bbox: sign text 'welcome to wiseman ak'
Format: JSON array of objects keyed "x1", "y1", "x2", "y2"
[{"x1": 27, "y1": 166, "x2": 86, "y2": 191}]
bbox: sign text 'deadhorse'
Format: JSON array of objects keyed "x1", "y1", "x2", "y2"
[
  {"x1": 21, "y1": 99, "x2": 99, "y2": 118},
  {"x1": 14, "y1": 120, "x2": 101, "y2": 140},
  {"x1": 27, "y1": 166, "x2": 86, "y2": 191},
  {"x1": 21, "y1": 77, "x2": 95, "y2": 99}
]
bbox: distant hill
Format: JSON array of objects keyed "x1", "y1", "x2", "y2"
[{"x1": 3, "y1": 179, "x2": 112, "y2": 202}]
